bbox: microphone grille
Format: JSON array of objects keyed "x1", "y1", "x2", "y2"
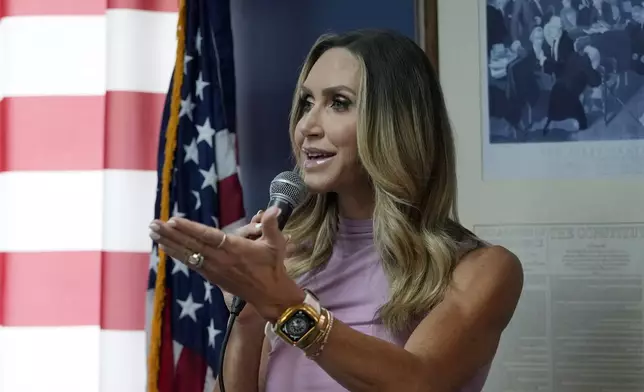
[{"x1": 269, "y1": 171, "x2": 307, "y2": 208}]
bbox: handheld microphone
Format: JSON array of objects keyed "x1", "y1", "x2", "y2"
[{"x1": 230, "y1": 170, "x2": 307, "y2": 315}]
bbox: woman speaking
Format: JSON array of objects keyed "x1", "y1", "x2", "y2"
[{"x1": 148, "y1": 29, "x2": 524, "y2": 392}]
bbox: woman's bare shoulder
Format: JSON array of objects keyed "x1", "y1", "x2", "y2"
[{"x1": 451, "y1": 245, "x2": 524, "y2": 322}]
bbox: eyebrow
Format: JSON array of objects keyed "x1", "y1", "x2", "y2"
[{"x1": 300, "y1": 84, "x2": 356, "y2": 96}]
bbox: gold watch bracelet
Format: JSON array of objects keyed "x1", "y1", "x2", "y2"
[{"x1": 305, "y1": 307, "x2": 334, "y2": 358}]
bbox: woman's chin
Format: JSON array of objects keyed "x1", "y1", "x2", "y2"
[{"x1": 303, "y1": 173, "x2": 335, "y2": 194}]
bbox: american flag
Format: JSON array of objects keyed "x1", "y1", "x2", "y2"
[
  {"x1": 0, "y1": 0, "x2": 242, "y2": 391},
  {"x1": 146, "y1": 0, "x2": 246, "y2": 392}
]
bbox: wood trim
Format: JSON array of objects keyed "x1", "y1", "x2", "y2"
[{"x1": 416, "y1": 0, "x2": 439, "y2": 74}]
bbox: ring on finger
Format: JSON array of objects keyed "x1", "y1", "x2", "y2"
[
  {"x1": 216, "y1": 233, "x2": 227, "y2": 249},
  {"x1": 187, "y1": 252, "x2": 205, "y2": 268}
]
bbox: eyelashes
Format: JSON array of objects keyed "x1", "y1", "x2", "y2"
[
  {"x1": 299, "y1": 97, "x2": 313, "y2": 112},
  {"x1": 331, "y1": 97, "x2": 351, "y2": 111},
  {"x1": 299, "y1": 94, "x2": 352, "y2": 113}
]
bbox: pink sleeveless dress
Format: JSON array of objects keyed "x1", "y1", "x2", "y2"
[{"x1": 264, "y1": 217, "x2": 491, "y2": 391}]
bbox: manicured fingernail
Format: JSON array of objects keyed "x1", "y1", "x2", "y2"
[
  {"x1": 149, "y1": 222, "x2": 160, "y2": 231},
  {"x1": 268, "y1": 206, "x2": 282, "y2": 217},
  {"x1": 149, "y1": 231, "x2": 160, "y2": 240},
  {"x1": 167, "y1": 219, "x2": 177, "y2": 227},
  {"x1": 255, "y1": 223, "x2": 263, "y2": 229},
  {"x1": 255, "y1": 209, "x2": 263, "y2": 216}
]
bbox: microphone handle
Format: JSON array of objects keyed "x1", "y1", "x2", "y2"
[{"x1": 229, "y1": 196, "x2": 295, "y2": 315}]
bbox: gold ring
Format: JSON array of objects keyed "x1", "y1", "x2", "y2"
[
  {"x1": 216, "y1": 233, "x2": 227, "y2": 249},
  {"x1": 187, "y1": 252, "x2": 205, "y2": 268}
]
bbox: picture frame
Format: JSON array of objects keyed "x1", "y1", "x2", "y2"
[
  {"x1": 416, "y1": 0, "x2": 440, "y2": 73},
  {"x1": 480, "y1": 0, "x2": 644, "y2": 180}
]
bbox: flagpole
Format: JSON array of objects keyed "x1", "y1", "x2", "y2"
[{"x1": 147, "y1": 0, "x2": 187, "y2": 391}]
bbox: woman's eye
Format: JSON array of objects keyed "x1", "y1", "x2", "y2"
[
  {"x1": 300, "y1": 98, "x2": 313, "y2": 112},
  {"x1": 300, "y1": 94, "x2": 351, "y2": 113},
  {"x1": 331, "y1": 97, "x2": 351, "y2": 112}
]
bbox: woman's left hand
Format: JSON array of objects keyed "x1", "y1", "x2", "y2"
[{"x1": 148, "y1": 206, "x2": 305, "y2": 322}]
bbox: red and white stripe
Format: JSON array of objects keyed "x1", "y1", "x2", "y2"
[{"x1": 0, "y1": 1, "x2": 180, "y2": 391}]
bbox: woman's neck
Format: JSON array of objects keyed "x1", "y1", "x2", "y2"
[{"x1": 336, "y1": 183, "x2": 374, "y2": 220}]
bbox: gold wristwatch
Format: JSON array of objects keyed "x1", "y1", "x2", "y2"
[{"x1": 271, "y1": 289, "x2": 323, "y2": 349}]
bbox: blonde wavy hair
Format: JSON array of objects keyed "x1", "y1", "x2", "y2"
[{"x1": 283, "y1": 30, "x2": 462, "y2": 333}]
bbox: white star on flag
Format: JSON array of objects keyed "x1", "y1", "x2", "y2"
[
  {"x1": 207, "y1": 319, "x2": 222, "y2": 348},
  {"x1": 183, "y1": 138, "x2": 199, "y2": 164},
  {"x1": 180, "y1": 94, "x2": 196, "y2": 121},
  {"x1": 196, "y1": 29, "x2": 203, "y2": 55},
  {"x1": 171, "y1": 258, "x2": 190, "y2": 277},
  {"x1": 191, "y1": 190, "x2": 202, "y2": 210},
  {"x1": 177, "y1": 293, "x2": 204, "y2": 322},
  {"x1": 184, "y1": 53, "x2": 193, "y2": 74},
  {"x1": 196, "y1": 117, "x2": 216, "y2": 147},
  {"x1": 173, "y1": 202, "x2": 186, "y2": 218},
  {"x1": 149, "y1": 246, "x2": 159, "y2": 273},
  {"x1": 204, "y1": 281, "x2": 214, "y2": 303},
  {"x1": 195, "y1": 72, "x2": 210, "y2": 100},
  {"x1": 199, "y1": 164, "x2": 217, "y2": 191}
]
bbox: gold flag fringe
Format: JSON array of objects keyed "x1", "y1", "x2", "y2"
[{"x1": 147, "y1": 1, "x2": 187, "y2": 391}]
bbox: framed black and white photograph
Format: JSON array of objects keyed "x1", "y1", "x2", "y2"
[{"x1": 481, "y1": 0, "x2": 644, "y2": 179}]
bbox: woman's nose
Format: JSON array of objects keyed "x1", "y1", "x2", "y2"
[{"x1": 299, "y1": 109, "x2": 323, "y2": 137}]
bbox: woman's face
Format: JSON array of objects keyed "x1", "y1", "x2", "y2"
[{"x1": 294, "y1": 47, "x2": 362, "y2": 193}]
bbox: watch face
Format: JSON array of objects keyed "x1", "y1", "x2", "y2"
[{"x1": 280, "y1": 310, "x2": 316, "y2": 342}]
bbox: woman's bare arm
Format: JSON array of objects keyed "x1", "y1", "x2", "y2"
[
  {"x1": 213, "y1": 321, "x2": 266, "y2": 392},
  {"x1": 257, "y1": 337, "x2": 271, "y2": 392}
]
